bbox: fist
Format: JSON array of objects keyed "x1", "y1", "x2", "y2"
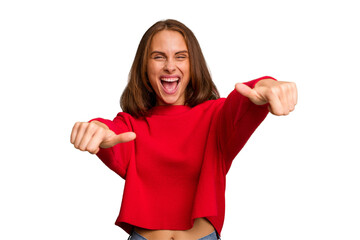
[
  {"x1": 236, "y1": 79, "x2": 298, "y2": 116},
  {"x1": 70, "y1": 121, "x2": 136, "y2": 154}
]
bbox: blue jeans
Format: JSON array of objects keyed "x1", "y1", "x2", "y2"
[{"x1": 127, "y1": 230, "x2": 221, "y2": 240}]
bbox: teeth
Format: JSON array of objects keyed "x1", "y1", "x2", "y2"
[{"x1": 160, "y1": 78, "x2": 179, "y2": 82}]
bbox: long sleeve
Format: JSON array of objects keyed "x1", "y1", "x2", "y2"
[
  {"x1": 89, "y1": 113, "x2": 134, "y2": 179},
  {"x1": 216, "y1": 76, "x2": 275, "y2": 173}
]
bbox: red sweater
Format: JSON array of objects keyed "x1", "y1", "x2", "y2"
[{"x1": 90, "y1": 77, "x2": 273, "y2": 236}]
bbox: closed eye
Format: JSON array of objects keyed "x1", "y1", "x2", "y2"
[
  {"x1": 176, "y1": 55, "x2": 187, "y2": 59},
  {"x1": 153, "y1": 55, "x2": 165, "y2": 60},
  {"x1": 175, "y1": 54, "x2": 188, "y2": 60}
]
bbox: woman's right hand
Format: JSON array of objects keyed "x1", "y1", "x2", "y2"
[{"x1": 70, "y1": 121, "x2": 136, "y2": 154}]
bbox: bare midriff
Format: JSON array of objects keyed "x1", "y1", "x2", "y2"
[{"x1": 133, "y1": 217, "x2": 215, "y2": 240}]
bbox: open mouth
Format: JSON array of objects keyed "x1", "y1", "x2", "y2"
[{"x1": 160, "y1": 77, "x2": 180, "y2": 94}]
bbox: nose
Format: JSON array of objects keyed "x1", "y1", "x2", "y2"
[{"x1": 164, "y1": 58, "x2": 176, "y2": 73}]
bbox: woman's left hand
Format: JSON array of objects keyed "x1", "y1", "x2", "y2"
[{"x1": 235, "y1": 79, "x2": 298, "y2": 116}]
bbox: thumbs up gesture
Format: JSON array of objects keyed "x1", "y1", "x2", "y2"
[
  {"x1": 70, "y1": 121, "x2": 136, "y2": 154},
  {"x1": 235, "y1": 79, "x2": 298, "y2": 116}
]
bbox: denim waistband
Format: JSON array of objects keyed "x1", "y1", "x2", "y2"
[{"x1": 128, "y1": 229, "x2": 220, "y2": 240}]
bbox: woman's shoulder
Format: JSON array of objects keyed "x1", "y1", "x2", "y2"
[{"x1": 115, "y1": 111, "x2": 133, "y2": 119}]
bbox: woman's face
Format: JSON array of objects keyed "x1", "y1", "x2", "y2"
[{"x1": 147, "y1": 30, "x2": 190, "y2": 106}]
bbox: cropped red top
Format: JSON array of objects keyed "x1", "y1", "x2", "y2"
[{"x1": 90, "y1": 77, "x2": 273, "y2": 236}]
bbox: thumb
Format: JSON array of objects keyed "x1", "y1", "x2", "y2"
[
  {"x1": 235, "y1": 83, "x2": 254, "y2": 98},
  {"x1": 101, "y1": 131, "x2": 136, "y2": 148},
  {"x1": 235, "y1": 82, "x2": 267, "y2": 105},
  {"x1": 113, "y1": 132, "x2": 137, "y2": 144}
]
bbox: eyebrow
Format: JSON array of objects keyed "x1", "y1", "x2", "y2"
[{"x1": 150, "y1": 50, "x2": 189, "y2": 55}]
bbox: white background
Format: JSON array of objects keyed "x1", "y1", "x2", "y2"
[{"x1": 1, "y1": 0, "x2": 359, "y2": 239}]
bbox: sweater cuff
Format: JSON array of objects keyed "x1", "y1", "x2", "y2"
[
  {"x1": 88, "y1": 118, "x2": 127, "y2": 178},
  {"x1": 243, "y1": 76, "x2": 277, "y2": 109}
]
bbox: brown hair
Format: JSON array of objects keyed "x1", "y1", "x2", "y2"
[{"x1": 120, "y1": 19, "x2": 219, "y2": 118}]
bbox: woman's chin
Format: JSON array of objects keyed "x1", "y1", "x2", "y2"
[{"x1": 157, "y1": 95, "x2": 184, "y2": 106}]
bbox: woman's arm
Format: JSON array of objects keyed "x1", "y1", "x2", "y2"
[
  {"x1": 70, "y1": 116, "x2": 136, "y2": 178},
  {"x1": 216, "y1": 77, "x2": 297, "y2": 173}
]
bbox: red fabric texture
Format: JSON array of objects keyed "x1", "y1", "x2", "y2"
[{"x1": 89, "y1": 76, "x2": 274, "y2": 236}]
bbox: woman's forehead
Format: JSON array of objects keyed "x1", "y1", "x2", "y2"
[{"x1": 150, "y1": 30, "x2": 188, "y2": 53}]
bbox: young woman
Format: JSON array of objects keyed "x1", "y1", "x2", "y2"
[{"x1": 70, "y1": 19, "x2": 297, "y2": 240}]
